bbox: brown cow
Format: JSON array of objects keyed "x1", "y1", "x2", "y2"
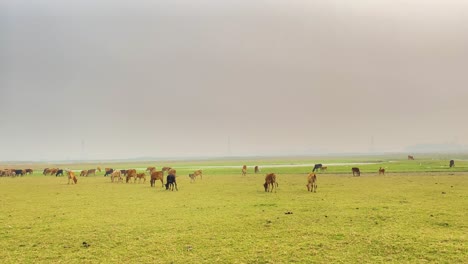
[
  {"x1": 67, "y1": 170, "x2": 78, "y2": 184},
  {"x1": 150, "y1": 171, "x2": 164, "y2": 187},
  {"x1": 263, "y1": 173, "x2": 278, "y2": 192},
  {"x1": 50, "y1": 168, "x2": 59, "y2": 175},
  {"x1": 320, "y1": 166, "x2": 328, "y2": 172},
  {"x1": 136, "y1": 173, "x2": 146, "y2": 183},
  {"x1": 379, "y1": 167, "x2": 385, "y2": 175},
  {"x1": 189, "y1": 173, "x2": 196, "y2": 183},
  {"x1": 242, "y1": 165, "x2": 247, "y2": 176},
  {"x1": 188, "y1": 170, "x2": 203, "y2": 183},
  {"x1": 25, "y1": 169, "x2": 33, "y2": 175},
  {"x1": 408, "y1": 155, "x2": 414, "y2": 160},
  {"x1": 254, "y1": 166, "x2": 259, "y2": 174},
  {"x1": 193, "y1": 169, "x2": 202, "y2": 180},
  {"x1": 146, "y1": 167, "x2": 156, "y2": 172},
  {"x1": 85, "y1": 169, "x2": 97, "y2": 176},
  {"x1": 168, "y1": 168, "x2": 177, "y2": 175},
  {"x1": 306, "y1": 173, "x2": 317, "y2": 192},
  {"x1": 80, "y1": 170, "x2": 87, "y2": 176},
  {"x1": 111, "y1": 170, "x2": 122, "y2": 183},
  {"x1": 352, "y1": 167, "x2": 360, "y2": 176},
  {"x1": 126, "y1": 169, "x2": 137, "y2": 183}
]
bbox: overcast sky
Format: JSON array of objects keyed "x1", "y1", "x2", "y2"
[{"x1": 1, "y1": 0, "x2": 468, "y2": 161}]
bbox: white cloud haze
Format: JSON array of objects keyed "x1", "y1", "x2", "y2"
[{"x1": 1, "y1": 0, "x2": 468, "y2": 160}]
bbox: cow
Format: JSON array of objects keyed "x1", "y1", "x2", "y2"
[
  {"x1": 136, "y1": 173, "x2": 146, "y2": 183},
  {"x1": 189, "y1": 173, "x2": 196, "y2": 183},
  {"x1": 25, "y1": 169, "x2": 33, "y2": 175},
  {"x1": 188, "y1": 170, "x2": 202, "y2": 183},
  {"x1": 111, "y1": 170, "x2": 122, "y2": 183},
  {"x1": 55, "y1": 169, "x2": 64, "y2": 177},
  {"x1": 50, "y1": 168, "x2": 59, "y2": 175},
  {"x1": 312, "y1": 164, "x2": 323, "y2": 172},
  {"x1": 193, "y1": 169, "x2": 202, "y2": 180},
  {"x1": 14, "y1": 169, "x2": 25, "y2": 176},
  {"x1": 165, "y1": 173, "x2": 178, "y2": 191},
  {"x1": 306, "y1": 173, "x2": 317, "y2": 192},
  {"x1": 43, "y1": 168, "x2": 50, "y2": 175},
  {"x1": 254, "y1": 166, "x2": 259, "y2": 174},
  {"x1": 408, "y1": 155, "x2": 414, "y2": 160},
  {"x1": 242, "y1": 165, "x2": 247, "y2": 176},
  {"x1": 146, "y1": 167, "x2": 156, "y2": 172},
  {"x1": 320, "y1": 166, "x2": 328, "y2": 172},
  {"x1": 449, "y1": 160, "x2": 455, "y2": 168},
  {"x1": 80, "y1": 170, "x2": 87, "y2": 176},
  {"x1": 104, "y1": 168, "x2": 113, "y2": 176},
  {"x1": 85, "y1": 169, "x2": 98, "y2": 176},
  {"x1": 150, "y1": 171, "x2": 164, "y2": 187},
  {"x1": 352, "y1": 167, "x2": 360, "y2": 176},
  {"x1": 263, "y1": 173, "x2": 278, "y2": 192},
  {"x1": 67, "y1": 170, "x2": 78, "y2": 184},
  {"x1": 379, "y1": 167, "x2": 385, "y2": 175},
  {"x1": 120, "y1": 169, "x2": 128, "y2": 176},
  {"x1": 126, "y1": 169, "x2": 137, "y2": 183},
  {"x1": 104, "y1": 168, "x2": 114, "y2": 177},
  {"x1": 162, "y1": 167, "x2": 172, "y2": 176}
]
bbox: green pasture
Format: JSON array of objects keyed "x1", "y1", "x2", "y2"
[{"x1": 0, "y1": 157, "x2": 467, "y2": 263}]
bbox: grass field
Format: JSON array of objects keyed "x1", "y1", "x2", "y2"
[{"x1": 0, "y1": 157, "x2": 467, "y2": 263}]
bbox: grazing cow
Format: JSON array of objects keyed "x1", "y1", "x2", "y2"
[
  {"x1": 312, "y1": 164, "x2": 323, "y2": 172},
  {"x1": 189, "y1": 173, "x2": 196, "y2": 183},
  {"x1": 80, "y1": 170, "x2": 87, "y2": 176},
  {"x1": 449, "y1": 160, "x2": 455, "y2": 168},
  {"x1": 104, "y1": 168, "x2": 114, "y2": 177},
  {"x1": 126, "y1": 169, "x2": 137, "y2": 183},
  {"x1": 150, "y1": 171, "x2": 164, "y2": 187},
  {"x1": 352, "y1": 167, "x2": 360, "y2": 176},
  {"x1": 306, "y1": 173, "x2": 317, "y2": 192},
  {"x1": 162, "y1": 167, "x2": 172, "y2": 175},
  {"x1": 379, "y1": 167, "x2": 385, "y2": 175},
  {"x1": 263, "y1": 173, "x2": 278, "y2": 192},
  {"x1": 242, "y1": 165, "x2": 247, "y2": 176},
  {"x1": 50, "y1": 168, "x2": 59, "y2": 175},
  {"x1": 254, "y1": 166, "x2": 259, "y2": 174},
  {"x1": 67, "y1": 170, "x2": 78, "y2": 184},
  {"x1": 25, "y1": 169, "x2": 33, "y2": 175},
  {"x1": 14, "y1": 169, "x2": 25, "y2": 176},
  {"x1": 408, "y1": 155, "x2": 414, "y2": 160},
  {"x1": 136, "y1": 173, "x2": 146, "y2": 183},
  {"x1": 43, "y1": 168, "x2": 50, "y2": 175},
  {"x1": 85, "y1": 169, "x2": 97, "y2": 176},
  {"x1": 55, "y1": 169, "x2": 64, "y2": 177},
  {"x1": 146, "y1": 167, "x2": 156, "y2": 172},
  {"x1": 320, "y1": 166, "x2": 328, "y2": 172},
  {"x1": 111, "y1": 170, "x2": 122, "y2": 183},
  {"x1": 193, "y1": 169, "x2": 202, "y2": 180},
  {"x1": 165, "y1": 174, "x2": 178, "y2": 191},
  {"x1": 188, "y1": 170, "x2": 202, "y2": 183}
]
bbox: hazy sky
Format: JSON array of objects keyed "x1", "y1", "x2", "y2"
[{"x1": 1, "y1": 0, "x2": 468, "y2": 161}]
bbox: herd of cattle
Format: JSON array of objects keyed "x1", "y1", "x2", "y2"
[{"x1": 1, "y1": 156, "x2": 457, "y2": 193}]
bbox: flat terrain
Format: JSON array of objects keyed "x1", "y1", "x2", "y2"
[{"x1": 0, "y1": 157, "x2": 467, "y2": 263}]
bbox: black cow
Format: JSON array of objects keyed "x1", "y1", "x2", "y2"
[
  {"x1": 55, "y1": 169, "x2": 64, "y2": 177},
  {"x1": 449, "y1": 160, "x2": 455, "y2": 168},
  {"x1": 14, "y1": 170, "x2": 25, "y2": 176},
  {"x1": 165, "y1": 174, "x2": 178, "y2": 191},
  {"x1": 352, "y1": 167, "x2": 360, "y2": 176},
  {"x1": 312, "y1": 164, "x2": 323, "y2": 172},
  {"x1": 104, "y1": 169, "x2": 114, "y2": 177}
]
